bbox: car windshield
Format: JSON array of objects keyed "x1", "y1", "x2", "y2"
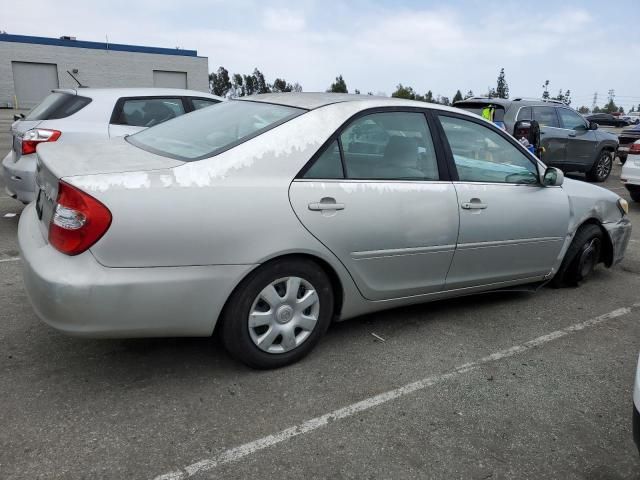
[
  {"x1": 127, "y1": 100, "x2": 305, "y2": 161},
  {"x1": 25, "y1": 92, "x2": 92, "y2": 120}
]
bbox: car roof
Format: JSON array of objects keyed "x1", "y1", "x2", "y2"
[
  {"x1": 454, "y1": 97, "x2": 570, "y2": 109},
  {"x1": 238, "y1": 92, "x2": 467, "y2": 113},
  {"x1": 53, "y1": 87, "x2": 223, "y2": 101}
]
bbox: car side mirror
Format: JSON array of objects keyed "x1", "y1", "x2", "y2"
[
  {"x1": 542, "y1": 167, "x2": 564, "y2": 187},
  {"x1": 589, "y1": 121, "x2": 598, "y2": 130},
  {"x1": 13, "y1": 113, "x2": 25, "y2": 121}
]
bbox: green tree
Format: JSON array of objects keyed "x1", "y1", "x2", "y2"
[
  {"x1": 354, "y1": 89, "x2": 361, "y2": 94},
  {"x1": 593, "y1": 105, "x2": 601, "y2": 113},
  {"x1": 464, "y1": 90, "x2": 474, "y2": 99},
  {"x1": 452, "y1": 90, "x2": 463, "y2": 103},
  {"x1": 209, "y1": 66, "x2": 231, "y2": 97},
  {"x1": 542, "y1": 80, "x2": 550, "y2": 100},
  {"x1": 496, "y1": 68, "x2": 509, "y2": 99},
  {"x1": 618, "y1": 106, "x2": 625, "y2": 114},
  {"x1": 577, "y1": 106, "x2": 590, "y2": 114},
  {"x1": 424, "y1": 90, "x2": 434, "y2": 103},
  {"x1": 392, "y1": 84, "x2": 417, "y2": 100},
  {"x1": 253, "y1": 68, "x2": 270, "y2": 94},
  {"x1": 552, "y1": 89, "x2": 571, "y2": 105},
  {"x1": 271, "y1": 78, "x2": 291, "y2": 92},
  {"x1": 603, "y1": 98, "x2": 618, "y2": 113},
  {"x1": 328, "y1": 75, "x2": 348, "y2": 93},
  {"x1": 292, "y1": 82, "x2": 303, "y2": 92},
  {"x1": 231, "y1": 73, "x2": 245, "y2": 97},
  {"x1": 631, "y1": 106, "x2": 636, "y2": 113}
]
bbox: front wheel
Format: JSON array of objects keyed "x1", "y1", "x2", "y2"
[
  {"x1": 221, "y1": 258, "x2": 334, "y2": 369},
  {"x1": 586, "y1": 151, "x2": 613, "y2": 182},
  {"x1": 552, "y1": 224, "x2": 603, "y2": 287}
]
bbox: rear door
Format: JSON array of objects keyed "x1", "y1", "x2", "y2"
[
  {"x1": 289, "y1": 109, "x2": 459, "y2": 301},
  {"x1": 556, "y1": 107, "x2": 597, "y2": 169},
  {"x1": 108, "y1": 96, "x2": 187, "y2": 137},
  {"x1": 532, "y1": 106, "x2": 566, "y2": 166},
  {"x1": 436, "y1": 112, "x2": 569, "y2": 289}
]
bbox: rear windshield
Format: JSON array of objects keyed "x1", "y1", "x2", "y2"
[
  {"x1": 127, "y1": 100, "x2": 305, "y2": 161},
  {"x1": 454, "y1": 102, "x2": 505, "y2": 122},
  {"x1": 25, "y1": 92, "x2": 92, "y2": 120}
]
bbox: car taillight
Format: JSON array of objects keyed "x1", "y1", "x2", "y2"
[
  {"x1": 48, "y1": 181, "x2": 112, "y2": 256},
  {"x1": 21, "y1": 129, "x2": 61, "y2": 155},
  {"x1": 630, "y1": 141, "x2": 640, "y2": 155}
]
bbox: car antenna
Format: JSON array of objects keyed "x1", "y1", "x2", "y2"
[{"x1": 66, "y1": 70, "x2": 86, "y2": 88}]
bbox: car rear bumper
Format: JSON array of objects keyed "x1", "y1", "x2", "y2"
[
  {"x1": 621, "y1": 156, "x2": 640, "y2": 188},
  {"x1": 603, "y1": 217, "x2": 632, "y2": 266},
  {"x1": 2, "y1": 150, "x2": 37, "y2": 203},
  {"x1": 18, "y1": 203, "x2": 255, "y2": 338}
]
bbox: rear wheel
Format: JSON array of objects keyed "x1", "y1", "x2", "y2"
[
  {"x1": 586, "y1": 150, "x2": 613, "y2": 182},
  {"x1": 221, "y1": 258, "x2": 334, "y2": 369},
  {"x1": 552, "y1": 224, "x2": 603, "y2": 287}
]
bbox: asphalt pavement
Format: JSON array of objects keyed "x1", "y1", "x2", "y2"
[{"x1": 0, "y1": 110, "x2": 639, "y2": 479}]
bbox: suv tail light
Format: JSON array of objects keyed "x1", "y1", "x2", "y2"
[
  {"x1": 21, "y1": 129, "x2": 61, "y2": 155},
  {"x1": 48, "y1": 181, "x2": 112, "y2": 256},
  {"x1": 630, "y1": 141, "x2": 640, "y2": 155}
]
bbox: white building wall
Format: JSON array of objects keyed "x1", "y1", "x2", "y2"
[{"x1": 0, "y1": 41, "x2": 209, "y2": 108}]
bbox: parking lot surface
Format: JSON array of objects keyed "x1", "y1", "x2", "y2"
[{"x1": 0, "y1": 109, "x2": 639, "y2": 479}]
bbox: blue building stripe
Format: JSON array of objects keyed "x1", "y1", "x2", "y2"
[{"x1": 0, "y1": 33, "x2": 197, "y2": 57}]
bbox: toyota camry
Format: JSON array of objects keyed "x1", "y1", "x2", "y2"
[{"x1": 18, "y1": 93, "x2": 632, "y2": 368}]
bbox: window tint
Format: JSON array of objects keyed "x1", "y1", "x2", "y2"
[
  {"x1": 192, "y1": 98, "x2": 220, "y2": 110},
  {"x1": 439, "y1": 115, "x2": 538, "y2": 184},
  {"x1": 25, "y1": 92, "x2": 91, "y2": 120},
  {"x1": 304, "y1": 140, "x2": 344, "y2": 179},
  {"x1": 116, "y1": 98, "x2": 185, "y2": 127},
  {"x1": 532, "y1": 106, "x2": 559, "y2": 128},
  {"x1": 516, "y1": 106, "x2": 532, "y2": 121},
  {"x1": 338, "y1": 112, "x2": 439, "y2": 180},
  {"x1": 127, "y1": 100, "x2": 304, "y2": 161},
  {"x1": 557, "y1": 108, "x2": 587, "y2": 130}
]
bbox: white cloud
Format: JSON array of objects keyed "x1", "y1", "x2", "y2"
[{"x1": 262, "y1": 8, "x2": 306, "y2": 32}]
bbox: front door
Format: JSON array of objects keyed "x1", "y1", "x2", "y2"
[
  {"x1": 436, "y1": 113, "x2": 570, "y2": 289},
  {"x1": 532, "y1": 106, "x2": 566, "y2": 166},
  {"x1": 289, "y1": 110, "x2": 459, "y2": 301}
]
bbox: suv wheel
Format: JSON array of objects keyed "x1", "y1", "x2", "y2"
[{"x1": 586, "y1": 150, "x2": 613, "y2": 182}]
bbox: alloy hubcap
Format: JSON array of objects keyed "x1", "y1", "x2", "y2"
[
  {"x1": 596, "y1": 154, "x2": 612, "y2": 179},
  {"x1": 578, "y1": 238, "x2": 600, "y2": 279},
  {"x1": 248, "y1": 276, "x2": 320, "y2": 354}
]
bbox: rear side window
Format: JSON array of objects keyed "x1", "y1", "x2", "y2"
[
  {"x1": 24, "y1": 92, "x2": 91, "y2": 120},
  {"x1": 127, "y1": 100, "x2": 304, "y2": 161},
  {"x1": 532, "y1": 106, "x2": 560, "y2": 128},
  {"x1": 516, "y1": 107, "x2": 532, "y2": 121},
  {"x1": 192, "y1": 98, "x2": 220, "y2": 110},
  {"x1": 114, "y1": 98, "x2": 185, "y2": 128},
  {"x1": 304, "y1": 111, "x2": 439, "y2": 181}
]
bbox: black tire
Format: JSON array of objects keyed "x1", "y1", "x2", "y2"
[
  {"x1": 630, "y1": 190, "x2": 640, "y2": 202},
  {"x1": 586, "y1": 150, "x2": 613, "y2": 182},
  {"x1": 619, "y1": 154, "x2": 627, "y2": 165},
  {"x1": 221, "y1": 258, "x2": 334, "y2": 369},
  {"x1": 552, "y1": 224, "x2": 603, "y2": 287}
]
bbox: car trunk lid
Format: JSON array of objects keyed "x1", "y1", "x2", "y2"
[{"x1": 34, "y1": 137, "x2": 184, "y2": 236}]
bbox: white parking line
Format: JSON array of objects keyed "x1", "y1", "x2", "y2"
[
  {"x1": 0, "y1": 257, "x2": 20, "y2": 263},
  {"x1": 152, "y1": 305, "x2": 636, "y2": 480}
]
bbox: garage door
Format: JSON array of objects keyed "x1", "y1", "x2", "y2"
[
  {"x1": 12, "y1": 62, "x2": 59, "y2": 109},
  {"x1": 153, "y1": 70, "x2": 187, "y2": 89}
]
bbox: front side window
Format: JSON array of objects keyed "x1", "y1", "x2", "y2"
[
  {"x1": 532, "y1": 106, "x2": 560, "y2": 128},
  {"x1": 127, "y1": 100, "x2": 304, "y2": 161},
  {"x1": 115, "y1": 98, "x2": 185, "y2": 128},
  {"x1": 557, "y1": 108, "x2": 587, "y2": 130},
  {"x1": 337, "y1": 112, "x2": 439, "y2": 180},
  {"x1": 439, "y1": 115, "x2": 538, "y2": 184}
]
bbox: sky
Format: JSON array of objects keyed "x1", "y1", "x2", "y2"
[{"x1": 4, "y1": 0, "x2": 640, "y2": 110}]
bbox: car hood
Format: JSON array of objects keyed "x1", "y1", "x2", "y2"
[{"x1": 36, "y1": 137, "x2": 184, "y2": 179}]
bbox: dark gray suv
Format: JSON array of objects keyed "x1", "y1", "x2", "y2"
[{"x1": 454, "y1": 98, "x2": 619, "y2": 182}]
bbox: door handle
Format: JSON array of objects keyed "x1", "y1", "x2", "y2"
[
  {"x1": 461, "y1": 200, "x2": 488, "y2": 210},
  {"x1": 308, "y1": 198, "x2": 345, "y2": 211}
]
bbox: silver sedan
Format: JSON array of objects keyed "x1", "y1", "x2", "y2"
[{"x1": 18, "y1": 93, "x2": 632, "y2": 368}]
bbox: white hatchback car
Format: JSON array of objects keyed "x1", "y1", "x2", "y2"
[{"x1": 2, "y1": 88, "x2": 223, "y2": 203}]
